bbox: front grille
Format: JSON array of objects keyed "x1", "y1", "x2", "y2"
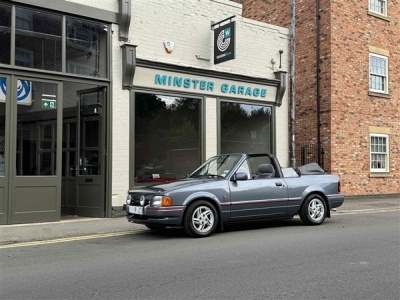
[{"x1": 130, "y1": 194, "x2": 152, "y2": 206}]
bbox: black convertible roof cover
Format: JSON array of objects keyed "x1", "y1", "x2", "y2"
[{"x1": 296, "y1": 163, "x2": 325, "y2": 175}]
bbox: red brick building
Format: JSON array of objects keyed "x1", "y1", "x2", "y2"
[{"x1": 233, "y1": 0, "x2": 399, "y2": 196}]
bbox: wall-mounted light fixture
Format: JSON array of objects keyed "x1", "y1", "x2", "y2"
[{"x1": 279, "y1": 50, "x2": 283, "y2": 69}]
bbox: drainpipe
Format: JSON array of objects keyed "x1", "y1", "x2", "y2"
[
  {"x1": 316, "y1": 0, "x2": 322, "y2": 166},
  {"x1": 290, "y1": 0, "x2": 296, "y2": 168}
]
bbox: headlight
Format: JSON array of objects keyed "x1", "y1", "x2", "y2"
[
  {"x1": 151, "y1": 196, "x2": 173, "y2": 207},
  {"x1": 126, "y1": 193, "x2": 132, "y2": 205}
]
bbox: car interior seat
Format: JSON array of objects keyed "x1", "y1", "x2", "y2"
[{"x1": 254, "y1": 164, "x2": 275, "y2": 179}]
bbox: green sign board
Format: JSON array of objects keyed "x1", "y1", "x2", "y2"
[{"x1": 42, "y1": 100, "x2": 57, "y2": 109}]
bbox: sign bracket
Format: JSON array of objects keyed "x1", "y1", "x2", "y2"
[{"x1": 211, "y1": 15, "x2": 236, "y2": 30}]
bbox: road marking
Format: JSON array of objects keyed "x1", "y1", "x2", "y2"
[
  {"x1": 0, "y1": 230, "x2": 145, "y2": 249},
  {"x1": 1, "y1": 209, "x2": 398, "y2": 249},
  {"x1": 334, "y1": 208, "x2": 400, "y2": 215}
]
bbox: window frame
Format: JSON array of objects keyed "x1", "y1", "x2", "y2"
[
  {"x1": 368, "y1": 0, "x2": 387, "y2": 17},
  {"x1": 369, "y1": 133, "x2": 389, "y2": 173},
  {"x1": 369, "y1": 53, "x2": 388, "y2": 94}
]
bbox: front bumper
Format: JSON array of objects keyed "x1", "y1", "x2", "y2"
[{"x1": 124, "y1": 204, "x2": 185, "y2": 226}]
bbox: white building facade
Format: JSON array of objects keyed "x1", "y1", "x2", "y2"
[{"x1": 0, "y1": 0, "x2": 289, "y2": 224}]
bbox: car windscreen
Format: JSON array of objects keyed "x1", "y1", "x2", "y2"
[{"x1": 189, "y1": 154, "x2": 242, "y2": 178}]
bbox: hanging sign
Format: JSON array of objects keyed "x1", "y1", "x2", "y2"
[{"x1": 213, "y1": 19, "x2": 236, "y2": 65}]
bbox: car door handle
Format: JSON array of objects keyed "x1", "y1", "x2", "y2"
[{"x1": 275, "y1": 182, "x2": 283, "y2": 187}]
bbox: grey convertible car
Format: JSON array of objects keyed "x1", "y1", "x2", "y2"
[{"x1": 124, "y1": 153, "x2": 344, "y2": 238}]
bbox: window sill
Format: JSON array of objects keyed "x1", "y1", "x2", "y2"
[
  {"x1": 369, "y1": 92, "x2": 391, "y2": 99},
  {"x1": 367, "y1": 11, "x2": 390, "y2": 22},
  {"x1": 369, "y1": 173, "x2": 392, "y2": 178}
]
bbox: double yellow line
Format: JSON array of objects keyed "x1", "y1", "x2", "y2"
[
  {"x1": 1, "y1": 209, "x2": 398, "y2": 249},
  {"x1": 0, "y1": 230, "x2": 144, "y2": 249}
]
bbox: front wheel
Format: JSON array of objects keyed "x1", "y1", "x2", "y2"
[
  {"x1": 299, "y1": 194, "x2": 327, "y2": 225},
  {"x1": 184, "y1": 201, "x2": 218, "y2": 238}
]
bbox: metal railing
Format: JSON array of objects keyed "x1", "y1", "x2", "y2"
[{"x1": 295, "y1": 143, "x2": 325, "y2": 169}]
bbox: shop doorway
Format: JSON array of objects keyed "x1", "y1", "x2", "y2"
[
  {"x1": 0, "y1": 75, "x2": 63, "y2": 224},
  {"x1": 61, "y1": 84, "x2": 107, "y2": 218}
]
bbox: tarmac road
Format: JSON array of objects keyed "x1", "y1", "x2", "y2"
[{"x1": 0, "y1": 195, "x2": 399, "y2": 245}]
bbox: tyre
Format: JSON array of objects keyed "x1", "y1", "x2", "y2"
[
  {"x1": 145, "y1": 225, "x2": 166, "y2": 231},
  {"x1": 184, "y1": 200, "x2": 218, "y2": 238},
  {"x1": 299, "y1": 194, "x2": 327, "y2": 225}
]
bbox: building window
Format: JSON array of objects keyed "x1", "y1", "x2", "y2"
[
  {"x1": 370, "y1": 134, "x2": 389, "y2": 172},
  {"x1": 134, "y1": 93, "x2": 202, "y2": 185},
  {"x1": 220, "y1": 101, "x2": 273, "y2": 154},
  {"x1": 369, "y1": 0, "x2": 387, "y2": 16},
  {"x1": 15, "y1": 7, "x2": 62, "y2": 71},
  {"x1": 0, "y1": 5, "x2": 12, "y2": 65},
  {"x1": 369, "y1": 53, "x2": 388, "y2": 94},
  {"x1": 66, "y1": 18, "x2": 108, "y2": 77}
]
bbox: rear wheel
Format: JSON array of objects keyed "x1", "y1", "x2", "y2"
[
  {"x1": 299, "y1": 194, "x2": 327, "y2": 225},
  {"x1": 184, "y1": 200, "x2": 218, "y2": 238}
]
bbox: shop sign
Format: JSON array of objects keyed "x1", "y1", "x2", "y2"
[
  {"x1": 133, "y1": 67, "x2": 277, "y2": 103},
  {"x1": 0, "y1": 78, "x2": 32, "y2": 105},
  {"x1": 214, "y1": 21, "x2": 235, "y2": 64}
]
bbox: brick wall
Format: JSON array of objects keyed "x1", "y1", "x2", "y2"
[{"x1": 233, "y1": 0, "x2": 400, "y2": 196}]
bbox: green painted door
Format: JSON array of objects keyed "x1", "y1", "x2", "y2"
[
  {"x1": 10, "y1": 77, "x2": 63, "y2": 224},
  {"x1": 74, "y1": 88, "x2": 106, "y2": 217}
]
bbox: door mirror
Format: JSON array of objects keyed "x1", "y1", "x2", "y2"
[{"x1": 232, "y1": 172, "x2": 248, "y2": 181}]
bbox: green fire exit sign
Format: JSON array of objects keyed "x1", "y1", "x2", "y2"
[{"x1": 42, "y1": 100, "x2": 57, "y2": 109}]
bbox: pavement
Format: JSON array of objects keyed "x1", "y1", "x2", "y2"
[{"x1": 0, "y1": 195, "x2": 399, "y2": 245}]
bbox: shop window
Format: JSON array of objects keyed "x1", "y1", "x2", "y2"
[
  {"x1": 134, "y1": 93, "x2": 201, "y2": 185},
  {"x1": 369, "y1": 0, "x2": 387, "y2": 17},
  {"x1": 370, "y1": 134, "x2": 389, "y2": 172},
  {"x1": 369, "y1": 53, "x2": 388, "y2": 94},
  {"x1": 0, "y1": 5, "x2": 11, "y2": 65},
  {"x1": 220, "y1": 102, "x2": 273, "y2": 154},
  {"x1": 66, "y1": 18, "x2": 108, "y2": 78},
  {"x1": 15, "y1": 7, "x2": 62, "y2": 72}
]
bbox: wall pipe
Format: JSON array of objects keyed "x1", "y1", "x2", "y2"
[
  {"x1": 316, "y1": 0, "x2": 322, "y2": 166},
  {"x1": 290, "y1": 0, "x2": 296, "y2": 168}
]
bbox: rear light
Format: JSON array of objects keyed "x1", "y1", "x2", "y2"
[{"x1": 338, "y1": 180, "x2": 341, "y2": 193}]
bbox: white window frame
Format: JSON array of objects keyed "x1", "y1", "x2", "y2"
[
  {"x1": 370, "y1": 133, "x2": 389, "y2": 172},
  {"x1": 369, "y1": 0, "x2": 387, "y2": 17},
  {"x1": 369, "y1": 53, "x2": 388, "y2": 94}
]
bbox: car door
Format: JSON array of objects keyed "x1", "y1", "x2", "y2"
[{"x1": 228, "y1": 162, "x2": 288, "y2": 220}]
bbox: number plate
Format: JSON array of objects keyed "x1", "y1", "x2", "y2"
[{"x1": 128, "y1": 206, "x2": 143, "y2": 215}]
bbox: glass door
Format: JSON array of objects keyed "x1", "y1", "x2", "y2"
[
  {"x1": 11, "y1": 77, "x2": 62, "y2": 224},
  {"x1": 75, "y1": 88, "x2": 106, "y2": 217}
]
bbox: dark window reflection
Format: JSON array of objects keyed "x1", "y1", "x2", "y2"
[
  {"x1": 220, "y1": 102, "x2": 273, "y2": 154},
  {"x1": 66, "y1": 18, "x2": 108, "y2": 77},
  {"x1": 0, "y1": 5, "x2": 11, "y2": 65},
  {"x1": 15, "y1": 7, "x2": 62, "y2": 71},
  {"x1": 135, "y1": 93, "x2": 201, "y2": 184},
  {"x1": 16, "y1": 81, "x2": 58, "y2": 176}
]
